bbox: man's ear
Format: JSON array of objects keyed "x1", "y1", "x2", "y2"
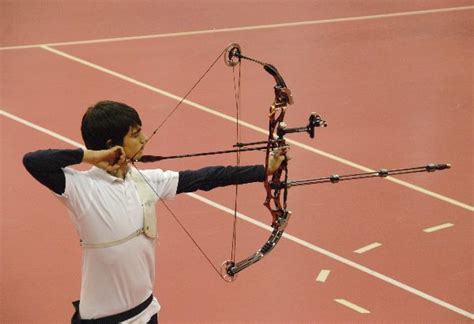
[{"x1": 106, "y1": 139, "x2": 113, "y2": 148}]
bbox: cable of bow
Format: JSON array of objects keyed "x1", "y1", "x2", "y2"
[{"x1": 220, "y1": 44, "x2": 296, "y2": 282}]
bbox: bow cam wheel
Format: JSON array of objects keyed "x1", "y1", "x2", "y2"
[
  {"x1": 224, "y1": 43, "x2": 241, "y2": 67},
  {"x1": 220, "y1": 260, "x2": 237, "y2": 282}
]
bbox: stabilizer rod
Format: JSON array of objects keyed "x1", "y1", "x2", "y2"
[{"x1": 270, "y1": 163, "x2": 451, "y2": 189}]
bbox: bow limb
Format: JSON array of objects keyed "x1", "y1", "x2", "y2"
[{"x1": 221, "y1": 45, "x2": 294, "y2": 281}]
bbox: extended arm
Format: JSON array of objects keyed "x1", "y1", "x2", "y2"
[{"x1": 177, "y1": 165, "x2": 265, "y2": 194}]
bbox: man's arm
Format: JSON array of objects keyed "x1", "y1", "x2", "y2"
[
  {"x1": 177, "y1": 165, "x2": 265, "y2": 194},
  {"x1": 23, "y1": 149, "x2": 84, "y2": 194},
  {"x1": 176, "y1": 148, "x2": 286, "y2": 193},
  {"x1": 23, "y1": 147, "x2": 125, "y2": 194}
]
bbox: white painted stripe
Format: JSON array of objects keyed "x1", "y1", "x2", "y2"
[
  {"x1": 1, "y1": 6, "x2": 473, "y2": 51},
  {"x1": 2, "y1": 108, "x2": 473, "y2": 320},
  {"x1": 37, "y1": 46, "x2": 474, "y2": 212},
  {"x1": 382, "y1": 177, "x2": 473, "y2": 212},
  {"x1": 354, "y1": 242, "x2": 382, "y2": 254},
  {"x1": 316, "y1": 269, "x2": 331, "y2": 282},
  {"x1": 186, "y1": 194, "x2": 474, "y2": 320},
  {"x1": 0, "y1": 109, "x2": 85, "y2": 148},
  {"x1": 334, "y1": 299, "x2": 371, "y2": 314},
  {"x1": 423, "y1": 223, "x2": 454, "y2": 233}
]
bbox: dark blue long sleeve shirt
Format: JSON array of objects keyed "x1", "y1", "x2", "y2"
[{"x1": 23, "y1": 148, "x2": 265, "y2": 195}]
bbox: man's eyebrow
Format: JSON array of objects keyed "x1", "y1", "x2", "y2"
[{"x1": 131, "y1": 127, "x2": 142, "y2": 135}]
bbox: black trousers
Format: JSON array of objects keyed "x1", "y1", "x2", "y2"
[
  {"x1": 148, "y1": 313, "x2": 158, "y2": 324},
  {"x1": 72, "y1": 312, "x2": 157, "y2": 324},
  {"x1": 72, "y1": 310, "x2": 157, "y2": 323},
  {"x1": 71, "y1": 294, "x2": 156, "y2": 323}
]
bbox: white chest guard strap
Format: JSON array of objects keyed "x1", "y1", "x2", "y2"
[
  {"x1": 80, "y1": 168, "x2": 157, "y2": 249},
  {"x1": 129, "y1": 168, "x2": 157, "y2": 239},
  {"x1": 80, "y1": 228, "x2": 144, "y2": 249}
]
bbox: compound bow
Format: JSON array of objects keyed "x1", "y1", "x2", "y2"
[{"x1": 135, "y1": 43, "x2": 450, "y2": 282}]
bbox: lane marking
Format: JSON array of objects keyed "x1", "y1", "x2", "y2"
[
  {"x1": 423, "y1": 223, "x2": 454, "y2": 233},
  {"x1": 0, "y1": 109, "x2": 85, "y2": 148},
  {"x1": 0, "y1": 6, "x2": 472, "y2": 50},
  {"x1": 316, "y1": 269, "x2": 331, "y2": 282},
  {"x1": 354, "y1": 242, "x2": 382, "y2": 254},
  {"x1": 334, "y1": 299, "x2": 371, "y2": 314},
  {"x1": 37, "y1": 45, "x2": 474, "y2": 212},
  {"x1": 2, "y1": 107, "x2": 473, "y2": 320}
]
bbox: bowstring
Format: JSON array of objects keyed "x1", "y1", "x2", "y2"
[
  {"x1": 129, "y1": 47, "x2": 233, "y2": 279},
  {"x1": 230, "y1": 59, "x2": 242, "y2": 264}
]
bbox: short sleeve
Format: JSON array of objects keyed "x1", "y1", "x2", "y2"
[
  {"x1": 59, "y1": 167, "x2": 94, "y2": 221},
  {"x1": 140, "y1": 169, "x2": 179, "y2": 201}
]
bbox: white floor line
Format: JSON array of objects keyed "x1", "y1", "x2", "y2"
[
  {"x1": 36, "y1": 46, "x2": 474, "y2": 212},
  {"x1": 0, "y1": 6, "x2": 472, "y2": 51},
  {"x1": 316, "y1": 269, "x2": 331, "y2": 283},
  {"x1": 334, "y1": 299, "x2": 371, "y2": 314},
  {"x1": 0, "y1": 109, "x2": 84, "y2": 148},
  {"x1": 354, "y1": 242, "x2": 383, "y2": 254},
  {"x1": 423, "y1": 223, "x2": 454, "y2": 233},
  {"x1": 2, "y1": 108, "x2": 473, "y2": 320},
  {"x1": 188, "y1": 192, "x2": 473, "y2": 320}
]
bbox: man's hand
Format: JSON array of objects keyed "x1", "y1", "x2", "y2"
[
  {"x1": 82, "y1": 146, "x2": 127, "y2": 171},
  {"x1": 266, "y1": 147, "x2": 287, "y2": 175}
]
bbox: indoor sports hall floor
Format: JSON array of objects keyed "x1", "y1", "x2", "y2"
[{"x1": 1, "y1": 1, "x2": 473, "y2": 322}]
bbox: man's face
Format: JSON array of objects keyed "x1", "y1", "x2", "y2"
[{"x1": 122, "y1": 125, "x2": 146, "y2": 160}]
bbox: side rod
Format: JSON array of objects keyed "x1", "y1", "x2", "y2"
[{"x1": 271, "y1": 163, "x2": 451, "y2": 188}]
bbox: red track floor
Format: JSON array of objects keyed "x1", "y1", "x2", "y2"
[{"x1": 1, "y1": 1, "x2": 473, "y2": 322}]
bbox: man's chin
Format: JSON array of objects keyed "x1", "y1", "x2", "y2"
[
  {"x1": 126, "y1": 151, "x2": 143, "y2": 162},
  {"x1": 134, "y1": 150, "x2": 144, "y2": 161}
]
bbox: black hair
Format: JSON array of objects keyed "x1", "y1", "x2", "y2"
[{"x1": 81, "y1": 100, "x2": 142, "y2": 150}]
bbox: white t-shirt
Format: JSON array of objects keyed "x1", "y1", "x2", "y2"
[{"x1": 59, "y1": 166, "x2": 179, "y2": 321}]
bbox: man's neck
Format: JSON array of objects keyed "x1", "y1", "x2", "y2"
[{"x1": 107, "y1": 165, "x2": 129, "y2": 179}]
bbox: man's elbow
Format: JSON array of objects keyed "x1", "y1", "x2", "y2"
[{"x1": 23, "y1": 152, "x2": 35, "y2": 173}]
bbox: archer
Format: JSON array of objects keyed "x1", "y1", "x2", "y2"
[{"x1": 23, "y1": 100, "x2": 285, "y2": 323}]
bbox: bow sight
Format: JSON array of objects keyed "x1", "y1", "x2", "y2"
[{"x1": 277, "y1": 113, "x2": 327, "y2": 139}]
